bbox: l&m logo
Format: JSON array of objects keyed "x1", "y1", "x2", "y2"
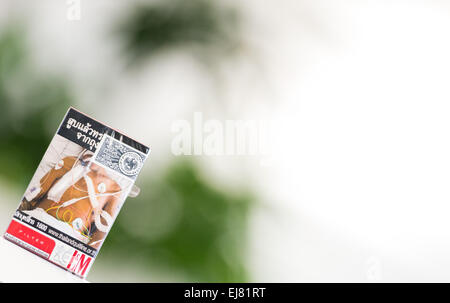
[{"x1": 67, "y1": 250, "x2": 92, "y2": 277}]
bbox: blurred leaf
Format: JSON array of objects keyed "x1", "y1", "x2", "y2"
[
  {"x1": 103, "y1": 160, "x2": 253, "y2": 282},
  {"x1": 0, "y1": 26, "x2": 73, "y2": 188},
  {"x1": 115, "y1": 0, "x2": 241, "y2": 66}
]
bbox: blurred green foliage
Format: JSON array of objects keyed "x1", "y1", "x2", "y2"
[
  {"x1": 0, "y1": 26, "x2": 72, "y2": 188},
  {"x1": 105, "y1": 0, "x2": 251, "y2": 281},
  {"x1": 103, "y1": 161, "x2": 252, "y2": 282},
  {"x1": 116, "y1": 0, "x2": 241, "y2": 66}
]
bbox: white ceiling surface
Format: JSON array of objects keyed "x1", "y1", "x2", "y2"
[{"x1": 0, "y1": 0, "x2": 450, "y2": 282}]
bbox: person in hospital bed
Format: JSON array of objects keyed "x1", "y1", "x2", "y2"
[{"x1": 19, "y1": 154, "x2": 122, "y2": 249}]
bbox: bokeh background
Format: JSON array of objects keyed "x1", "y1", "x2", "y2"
[{"x1": 2, "y1": 0, "x2": 450, "y2": 282}]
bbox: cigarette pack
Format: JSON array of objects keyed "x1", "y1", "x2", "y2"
[{"x1": 3, "y1": 107, "x2": 150, "y2": 279}]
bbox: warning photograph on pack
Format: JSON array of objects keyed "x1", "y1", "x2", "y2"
[{"x1": 3, "y1": 108, "x2": 150, "y2": 278}]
